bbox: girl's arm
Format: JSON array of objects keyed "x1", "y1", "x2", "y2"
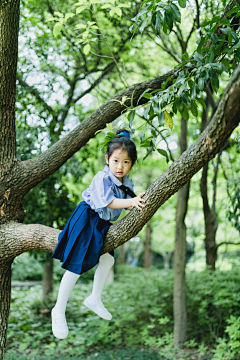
[{"x1": 107, "y1": 192, "x2": 146, "y2": 211}]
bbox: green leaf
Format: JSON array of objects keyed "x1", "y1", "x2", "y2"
[
  {"x1": 164, "y1": 111, "x2": 173, "y2": 130},
  {"x1": 226, "y1": 6, "x2": 239, "y2": 16},
  {"x1": 209, "y1": 69, "x2": 219, "y2": 93},
  {"x1": 155, "y1": 12, "x2": 163, "y2": 32},
  {"x1": 221, "y1": 26, "x2": 232, "y2": 36},
  {"x1": 142, "y1": 93, "x2": 152, "y2": 99},
  {"x1": 115, "y1": 7, "x2": 122, "y2": 16},
  {"x1": 75, "y1": 24, "x2": 86, "y2": 29},
  {"x1": 164, "y1": 12, "x2": 173, "y2": 31},
  {"x1": 101, "y1": 4, "x2": 112, "y2": 9},
  {"x1": 127, "y1": 111, "x2": 135, "y2": 128},
  {"x1": 205, "y1": 50, "x2": 214, "y2": 64},
  {"x1": 211, "y1": 33, "x2": 218, "y2": 44},
  {"x1": 232, "y1": 32, "x2": 239, "y2": 43},
  {"x1": 46, "y1": 17, "x2": 55, "y2": 22},
  {"x1": 198, "y1": 77, "x2": 205, "y2": 91},
  {"x1": 181, "y1": 106, "x2": 189, "y2": 120},
  {"x1": 83, "y1": 44, "x2": 90, "y2": 54},
  {"x1": 76, "y1": 6, "x2": 86, "y2": 14},
  {"x1": 109, "y1": 8, "x2": 115, "y2": 16},
  {"x1": 158, "y1": 111, "x2": 165, "y2": 126},
  {"x1": 190, "y1": 101, "x2": 198, "y2": 117},
  {"x1": 219, "y1": 18, "x2": 230, "y2": 26},
  {"x1": 196, "y1": 97, "x2": 206, "y2": 110},
  {"x1": 162, "y1": 19, "x2": 169, "y2": 34},
  {"x1": 157, "y1": 148, "x2": 169, "y2": 163},
  {"x1": 193, "y1": 52, "x2": 203, "y2": 63},
  {"x1": 138, "y1": 131, "x2": 145, "y2": 142},
  {"x1": 182, "y1": 93, "x2": 190, "y2": 105},
  {"x1": 65, "y1": 13, "x2": 75, "y2": 20},
  {"x1": 54, "y1": 11, "x2": 63, "y2": 17},
  {"x1": 178, "y1": 0, "x2": 186, "y2": 8},
  {"x1": 139, "y1": 17, "x2": 148, "y2": 33},
  {"x1": 53, "y1": 24, "x2": 62, "y2": 36},
  {"x1": 137, "y1": 88, "x2": 152, "y2": 105},
  {"x1": 182, "y1": 52, "x2": 189, "y2": 60},
  {"x1": 190, "y1": 83, "x2": 197, "y2": 100},
  {"x1": 164, "y1": 5, "x2": 171, "y2": 14},
  {"x1": 170, "y1": 3, "x2": 181, "y2": 22}
]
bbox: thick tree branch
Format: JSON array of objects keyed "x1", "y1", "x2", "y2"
[
  {"x1": 3, "y1": 65, "x2": 240, "y2": 258},
  {"x1": 14, "y1": 69, "x2": 174, "y2": 195}
]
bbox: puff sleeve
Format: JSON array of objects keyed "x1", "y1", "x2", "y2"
[{"x1": 82, "y1": 172, "x2": 116, "y2": 210}]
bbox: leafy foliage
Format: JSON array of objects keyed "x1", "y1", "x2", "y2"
[{"x1": 6, "y1": 266, "x2": 240, "y2": 358}]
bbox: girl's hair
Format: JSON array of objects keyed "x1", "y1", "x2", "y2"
[{"x1": 106, "y1": 129, "x2": 137, "y2": 166}]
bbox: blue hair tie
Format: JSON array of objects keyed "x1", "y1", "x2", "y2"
[{"x1": 117, "y1": 131, "x2": 130, "y2": 138}]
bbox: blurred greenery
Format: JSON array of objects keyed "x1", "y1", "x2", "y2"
[{"x1": 7, "y1": 265, "x2": 240, "y2": 359}]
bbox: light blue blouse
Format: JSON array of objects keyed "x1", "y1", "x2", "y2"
[{"x1": 82, "y1": 165, "x2": 135, "y2": 222}]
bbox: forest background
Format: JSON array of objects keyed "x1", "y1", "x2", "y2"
[{"x1": 1, "y1": 0, "x2": 240, "y2": 359}]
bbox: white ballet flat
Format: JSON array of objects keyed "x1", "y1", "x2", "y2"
[
  {"x1": 83, "y1": 295, "x2": 112, "y2": 320},
  {"x1": 51, "y1": 307, "x2": 68, "y2": 339}
]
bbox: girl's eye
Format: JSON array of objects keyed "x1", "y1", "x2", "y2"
[{"x1": 114, "y1": 160, "x2": 118, "y2": 162}]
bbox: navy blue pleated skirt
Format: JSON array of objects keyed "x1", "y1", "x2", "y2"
[{"x1": 52, "y1": 201, "x2": 112, "y2": 275}]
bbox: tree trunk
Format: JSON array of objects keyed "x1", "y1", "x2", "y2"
[
  {"x1": 42, "y1": 254, "x2": 53, "y2": 298},
  {"x1": 118, "y1": 244, "x2": 126, "y2": 264},
  {"x1": 0, "y1": 263, "x2": 12, "y2": 360},
  {"x1": 200, "y1": 162, "x2": 218, "y2": 270},
  {"x1": 144, "y1": 223, "x2": 152, "y2": 268},
  {"x1": 200, "y1": 95, "x2": 219, "y2": 271},
  {"x1": 173, "y1": 117, "x2": 190, "y2": 346}
]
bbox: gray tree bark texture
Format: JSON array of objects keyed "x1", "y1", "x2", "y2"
[
  {"x1": 173, "y1": 118, "x2": 190, "y2": 346},
  {"x1": 1, "y1": 0, "x2": 240, "y2": 357},
  {"x1": 200, "y1": 100, "x2": 219, "y2": 271}
]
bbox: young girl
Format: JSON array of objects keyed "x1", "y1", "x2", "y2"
[{"x1": 51, "y1": 129, "x2": 146, "y2": 339}]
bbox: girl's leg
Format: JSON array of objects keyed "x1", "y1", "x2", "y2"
[
  {"x1": 52, "y1": 270, "x2": 80, "y2": 339},
  {"x1": 84, "y1": 253, "x2": 114, "y2": 320}
]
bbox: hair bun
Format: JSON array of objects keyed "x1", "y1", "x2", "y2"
[{"x1": 116, "y1": 130, "x2": 130, "y2": 138}]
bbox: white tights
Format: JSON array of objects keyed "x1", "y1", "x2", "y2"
[{"x1": 54, "y1": 253, "x2": 114, "y2": 319}]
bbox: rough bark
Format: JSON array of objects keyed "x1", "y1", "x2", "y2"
[
  {"x1": 200, "y1": 97, "x2": 219, "y2": 271},
  {"x1": 0, "y1": 0, "x2": 22, "y2": 224},
  {"x1": 42, "y1": 254, "x2": 53, "y2": 298},
  {"x1": 0, "y1": 263, "x2": 12, "y2": 360},
  {"x1": 173, "y1": 118, "x2": 190, "y2": 346},
  {"x1": 144, "y1": 223, "x2": 152, "y2": 268},
  {"x1": 0, "y1": 0, "x2": 19, "y2": 169}
]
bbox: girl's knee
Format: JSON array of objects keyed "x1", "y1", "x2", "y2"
[{"x1": 100, "y1": 253, "x2": 114, "y2": 267}]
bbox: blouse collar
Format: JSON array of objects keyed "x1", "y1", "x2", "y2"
[{"x1": 103, "y1": 165, "x2": 126, "y2": 186}]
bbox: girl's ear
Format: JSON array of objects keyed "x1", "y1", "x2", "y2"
[{"x1": 105, "y1": 154, "x2": 109, "y2": 164}]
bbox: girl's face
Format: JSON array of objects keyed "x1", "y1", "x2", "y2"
[{"x1": 105, "y1": 148, "x2": 132, "y2": 182}]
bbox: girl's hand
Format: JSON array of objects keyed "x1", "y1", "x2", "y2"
[{"x1": 131, "y1": 192, "x2": 146, "y2": 210}]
